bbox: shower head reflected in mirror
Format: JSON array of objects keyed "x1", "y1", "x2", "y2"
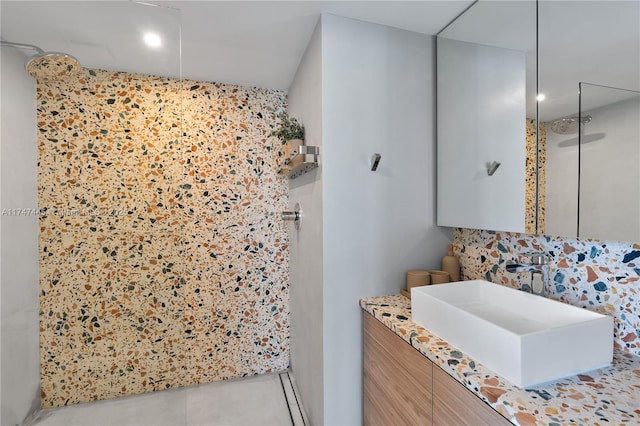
[
  {"x1": 550, "y1": 115, "x2": 592, "y2": 134},
  {"x1": 0, "y1": 40, "x2": 81, "y2": 79}
]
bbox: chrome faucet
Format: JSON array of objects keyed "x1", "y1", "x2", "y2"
[{"x1": 505, "y1": 253, "x2": 548, "y2": 296}]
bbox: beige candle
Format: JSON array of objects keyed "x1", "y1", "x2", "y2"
[
  {"x1": 406, "y1": 270, "x2": 431, "y2": 290},
  {"x1": 427, "y1": 270, "x2": 450, "y2": 284}
]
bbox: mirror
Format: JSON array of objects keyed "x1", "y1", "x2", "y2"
[
  {"x1": 579, "y1": 84, "x2": 640, "y2": 241},
  {"x1": 437, "y1": 1, "x2": 537, "y2": 233},
  {"x1": 437, "y1": 0, "x2": 640, "y2": 241},
  {"x1": 539, "y1": 1, "x2": 640, "y2": 241}
]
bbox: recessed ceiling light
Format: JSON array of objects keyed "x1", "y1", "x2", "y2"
[
  {"x1": 143, "y1": 32, "x2": 162, "y2": 48},
  {"x1": 536, "y1": 93, "x2": 546, "y2": 102}
]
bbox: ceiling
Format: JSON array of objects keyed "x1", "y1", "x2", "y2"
[
  {"x1": 0, "y1": 1, "x2": 473, "y2": 90},
  {"x1": 4, "y1": 1, "x2": 635, "y2": 120}
]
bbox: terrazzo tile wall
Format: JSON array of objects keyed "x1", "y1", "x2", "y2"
[
  {"x1": 37, "y1": 68, "x2": 290, "y2": 407},
  {"x1": 453, "y1": 228, "x2": 640, "y2": 357},
  {"x1": 525, "y1": 119, "x2": 546, "y2": 234}
]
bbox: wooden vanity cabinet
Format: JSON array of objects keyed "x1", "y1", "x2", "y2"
[
  {"x1": 432, "y1": 366, "x2": 510, "y2": 425},
  {"x1": 363, "y1": 311, "x2": 432, "y2": 425},
  {"x1": 362, "y1": 311, "x2": 511, "y2": 426}
]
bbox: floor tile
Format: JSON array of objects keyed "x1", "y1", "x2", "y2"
[
  {"x1": 185, "y1": 374, "x2": 291, "y2": 426},
  {"x1": 29, "y1": 373, "x2": 303, "y2": 426}
]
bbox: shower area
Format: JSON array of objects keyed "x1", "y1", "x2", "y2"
[
  {"x1": 544, "y1": 83, "x2": 640, "y2": 240},
  {"x1": 1, "y1": 2, "x2": 299, "y2": 425}
]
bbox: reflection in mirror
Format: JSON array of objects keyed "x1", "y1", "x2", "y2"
[
  {"x1": 579, "y1": 84, "x2": 640, "y2": 241},
  {"x1": 436, "y1": 0, "x2": 538, "y2": 233},
  {"x1": 545, "y1": 84, "x2": 640, "y2": 241},
  {"x1": 540, "y1": 0, "x2": 640, "y2": 240}
]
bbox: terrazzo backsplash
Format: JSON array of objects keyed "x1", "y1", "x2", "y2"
[
  {"x1": 37, "y1": 69, "x2": 290, "y2": 407},
  {"x1": 454, "y1": 228, "x2": 640, "y2": 357}
]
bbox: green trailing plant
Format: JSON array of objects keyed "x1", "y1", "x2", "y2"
[{"x1": 269, "y1": 112, "x2": 305, "y2": 143}]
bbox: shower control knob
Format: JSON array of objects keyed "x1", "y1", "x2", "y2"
[
  {"x1": 281, "y1": 211, "x2": 299, "y2": 221},
  {"x1": 281, "y1": 202, "x2": 302, "y2": 230}
]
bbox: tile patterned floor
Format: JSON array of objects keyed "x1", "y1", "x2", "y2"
[{"x1": 28, "y1": 373, "x2": 307, "y2": 426}]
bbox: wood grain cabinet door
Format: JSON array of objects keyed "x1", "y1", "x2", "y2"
[
  {"x1": 432, "y1": 366, "x2": 511, "y2": 426},
  {"x1": 362, "y1": 311, "x2": 512, "y2": 426},
  {"x1": 363, "y1": 312, "x2": 433, "y2": 426}
]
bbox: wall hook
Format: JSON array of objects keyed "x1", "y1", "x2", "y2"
[
  {"x1": 486, "y1": 161, "x2": 501, "y2": 176},
  {"x1": 371, "y1": 153, "x2": 381, "y2": 171}
]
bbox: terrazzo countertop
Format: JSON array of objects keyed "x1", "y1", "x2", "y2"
[{"x1": 360, "y1": 295, "x2": 640, "y2": 426}]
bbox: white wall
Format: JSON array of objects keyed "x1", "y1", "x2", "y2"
[
  {"x1": 546, "y1": 95, "x2": 640, "y2": 240},
  {"x1": 321, "y1": 14, "x2": 450, "y2": 425},
  {"x1": 0, "y1": 47, "x2": 41, "y2": 426},
  {"x1": 287, "y1": 19, "x2": 324, "y2": 426},
  {"x1": 288, "y1": 14, "x2": 452, "y2": 425},
  {"x1": 437, "y1": 38, "x2": 527, "y2": 233}
]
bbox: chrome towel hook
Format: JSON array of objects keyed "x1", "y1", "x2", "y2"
[
  {"x1": 486, "y1": 161, "x2": 501, "y2": 176},
  {"x1": 370, "y1": 153, "x2": 381, "y2": 171}
]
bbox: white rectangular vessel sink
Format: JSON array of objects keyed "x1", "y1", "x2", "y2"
[{"x1": 411, "y1": 280, "x2": 613, "y2": 388}]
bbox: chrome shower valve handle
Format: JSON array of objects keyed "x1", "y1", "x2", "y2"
[{"x1": 281, "y1": 202, "x2": 302, "y2": 230}]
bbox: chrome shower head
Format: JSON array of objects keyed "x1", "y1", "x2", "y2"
[
  {"x1": 25, "y1": 51, "x2": 81, "y2": 79},
  {"x1": 550, "y1": 115, "x2": 592, "y2": 134},
  {"x1": 1, "y1": 40, "x2": 81, "y2": 79}
]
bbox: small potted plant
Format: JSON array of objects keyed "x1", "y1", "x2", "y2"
[
  {"x1": 269, "y1": 112, "x2": 305, "y2": 144},
  {"x1": 270, "y1": 112, "x2": 305, "y2": 170}
]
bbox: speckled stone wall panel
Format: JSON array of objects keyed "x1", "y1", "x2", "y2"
[
  {"x1": 525, "y1": 119, "x2": 546, "y2": 234},
  {"x1": 37, "y1": 69, "x2": 290, "y2": 408},
  {"x1": 537, "y1": 121, "x2": 546, "y2": 233},
  {"x1": 453, "y1": 228, "x2": 640, "y2": 357}
]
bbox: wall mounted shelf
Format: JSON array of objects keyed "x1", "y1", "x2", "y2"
[{"x1": 278, "y1": 140, "x2": 319, "y2": 179}]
